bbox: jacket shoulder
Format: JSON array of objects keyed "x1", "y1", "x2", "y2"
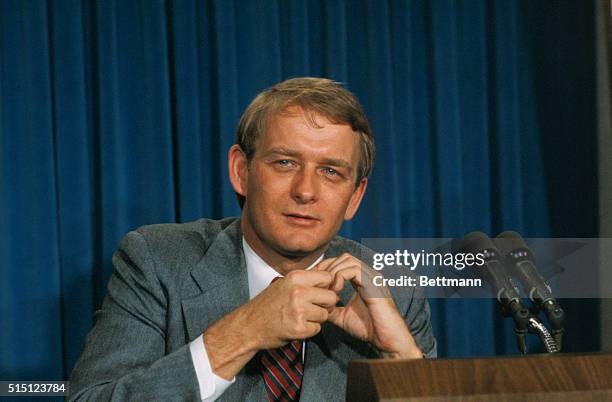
[
  {"x1": 135, "y1": 217, "x2": 236, "y2": 250},
  {"x1": 122, "y1": 217, "x2": 239, "y2": 277},
  {"x1": 327, "y1": 235, "x2": 376, "y2": 262}
]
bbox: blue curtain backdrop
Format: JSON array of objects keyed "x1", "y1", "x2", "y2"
[{"x1": 0, "y1": 0, "x2": 599, "y2": 383}]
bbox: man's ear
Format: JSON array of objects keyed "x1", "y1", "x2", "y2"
[
  {"x1": 344, "y1": 178, "x2": 368, "y2": 220},
  {"x1": 228, "y1": 144, "x2": 248, "y2": 197}
]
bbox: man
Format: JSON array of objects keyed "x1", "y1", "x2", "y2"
[{"x1": 69, "y1": 77, "x2": 436, "y2": 401}]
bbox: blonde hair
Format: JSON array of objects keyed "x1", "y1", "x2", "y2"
[{"x1": 235, "y1": 77, "x2": 375, "y2": 206}]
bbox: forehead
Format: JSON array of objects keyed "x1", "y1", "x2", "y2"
[{"x1": 257, "y1": 107, "x2": 361, "y2": 162}]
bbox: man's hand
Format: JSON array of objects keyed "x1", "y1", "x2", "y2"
[
  {"x1": 315, "y1": 253, "x2": 423, "y2": 360},
  {"x1": 203, "y1": 270, "x2": 338, "y2": 379}
]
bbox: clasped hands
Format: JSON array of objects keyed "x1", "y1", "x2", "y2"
[{"x1": 204, "y1": 253, "x2": 422, "y2": 380}]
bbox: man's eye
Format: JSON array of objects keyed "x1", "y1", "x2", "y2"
[
  {"x1": 323, "y1": 167, "x2": 338, "y2": 176},
  {"x1": 277, "y1": 159, "x2": 291, "y2": 167}
]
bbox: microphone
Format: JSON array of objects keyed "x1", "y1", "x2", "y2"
[
  {"x1": 495, "y1": 231, "x2": 565, "y2": 350},
  {"x1": 456, "y1": 232, "x2": 531, "y2": 353},
  {"x1": 458, "y1": 232, "x2": 521, "y2": 306}
]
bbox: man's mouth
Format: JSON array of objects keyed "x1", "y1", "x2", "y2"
[{"x1": 283, "y1": 213, "x2": 319, "y2": 226}]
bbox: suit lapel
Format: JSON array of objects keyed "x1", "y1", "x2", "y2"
[{"x1": 181, "y1": 219, "x2": 249, "y2": 341}]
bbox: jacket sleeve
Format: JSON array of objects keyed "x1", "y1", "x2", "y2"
[
  {"x1": 404, "y1": 285, "x2": 437, "y2": 359},
  {"x1": 68, "y1": 230, "x2": 201, "y2": 401}
]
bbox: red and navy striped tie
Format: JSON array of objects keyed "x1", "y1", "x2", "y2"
[{"x1": 260, "y1": 340, "x2": 304, "y2": 401}]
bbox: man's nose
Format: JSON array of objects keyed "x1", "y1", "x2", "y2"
[{"x1": 291, "y1": 168, "x2": 318, "y2": 204}]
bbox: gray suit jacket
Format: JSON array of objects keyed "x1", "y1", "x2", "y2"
[{"x1": 69, "y1": 217, "x2": 436, "y2": 401}]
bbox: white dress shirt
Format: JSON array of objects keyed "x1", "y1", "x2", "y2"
[{"x1": 189, "y1": 237, "x2": 323, "y2": 401}]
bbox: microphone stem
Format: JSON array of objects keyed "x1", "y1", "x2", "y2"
[{"x1": 527, "y1": 317, "x2": 558, "y2": 353}]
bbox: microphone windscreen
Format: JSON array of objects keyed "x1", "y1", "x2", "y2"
[
  {"x1": 496, "y1": 231, "x2": 532, "y2": 257},
  {"x1": 458, "y1": 231, "x2": 496, "y2": 254}
]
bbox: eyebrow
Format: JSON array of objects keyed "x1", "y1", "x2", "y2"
[
  {"x1": 263, "y1": 147, "x2": 354, "y2": 173},
  {"x1": 319, "y1": 157, "x2": 353, "y2": 173},
  {"x1": 263, "y1": 147, "x2": 301, "y2": 158}
]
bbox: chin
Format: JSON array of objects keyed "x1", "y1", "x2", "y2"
[{"x1": 275, "y1": 237, "x2": 324, "y2": 257}]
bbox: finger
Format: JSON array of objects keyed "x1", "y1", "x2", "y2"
[
  {"x1": 329, "y1": 266, "x2": 350, "y2": 292},
  {"x1": 332, "y1": 264, "x2": 393, "y2": 299},
  {"x1": 327, "y1": 305, "x2": 345, "y2": 325},
  {"x1": 324, "y1": 253, "x2": 354, "y2": 271},
  {"x1": 327, "y1": 258, "x2": 381, "y2": 286},
  {"x1": 334, "y1": 254, "x2": 380, "y2": 277},
  {"x1": 303, "y1": 304, "x2": 330, "y2": 323},
  {"x1": 286, "y1": 270, "x2": 333, "y2": 288},
  {"x1": 325, "y1": 261, "x2": 362, "y2": 291},
  {"x1": 334, "y1": 268, "x2": 361, "y2": 293},
  {"x1": 303, "y1": 322, "x2": 322, "y2": 338},
  {"x1": 304, "y1": 287, "x2": 340, "y2": 308},
  {"x1": 331, "y1": 275, "x2": 345, "y2": 293},
  {"x1": 312, "y1": 257, "x2": 337, "y2": 271}
]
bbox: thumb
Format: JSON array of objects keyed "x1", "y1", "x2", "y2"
[{"x1": 327, "y1": 306, "x2": 345, "y2": 326}]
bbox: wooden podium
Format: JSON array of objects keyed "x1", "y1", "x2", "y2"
[{"x1": 346, "y1": 353, "x2": 612, "y2": 401}]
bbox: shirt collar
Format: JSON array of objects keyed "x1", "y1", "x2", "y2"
[{"x1": 242, "y1": 237, "x2": 324, "y2": 299}]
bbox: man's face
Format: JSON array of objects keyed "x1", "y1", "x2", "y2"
[{"x1": 233, "y1": 107, "x2": 367, "y2": 262}]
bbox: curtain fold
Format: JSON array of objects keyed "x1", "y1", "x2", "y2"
[{"x1": 0, "y1": 0, "x2": 599, "y2": 381}]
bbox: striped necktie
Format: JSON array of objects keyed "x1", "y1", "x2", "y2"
[
  {"x1": 260, "y1": 276, "x2": 304, "y2": 401},
  {"x1": 260, "y1": 340, "x2": 304, "y2": 401}
]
